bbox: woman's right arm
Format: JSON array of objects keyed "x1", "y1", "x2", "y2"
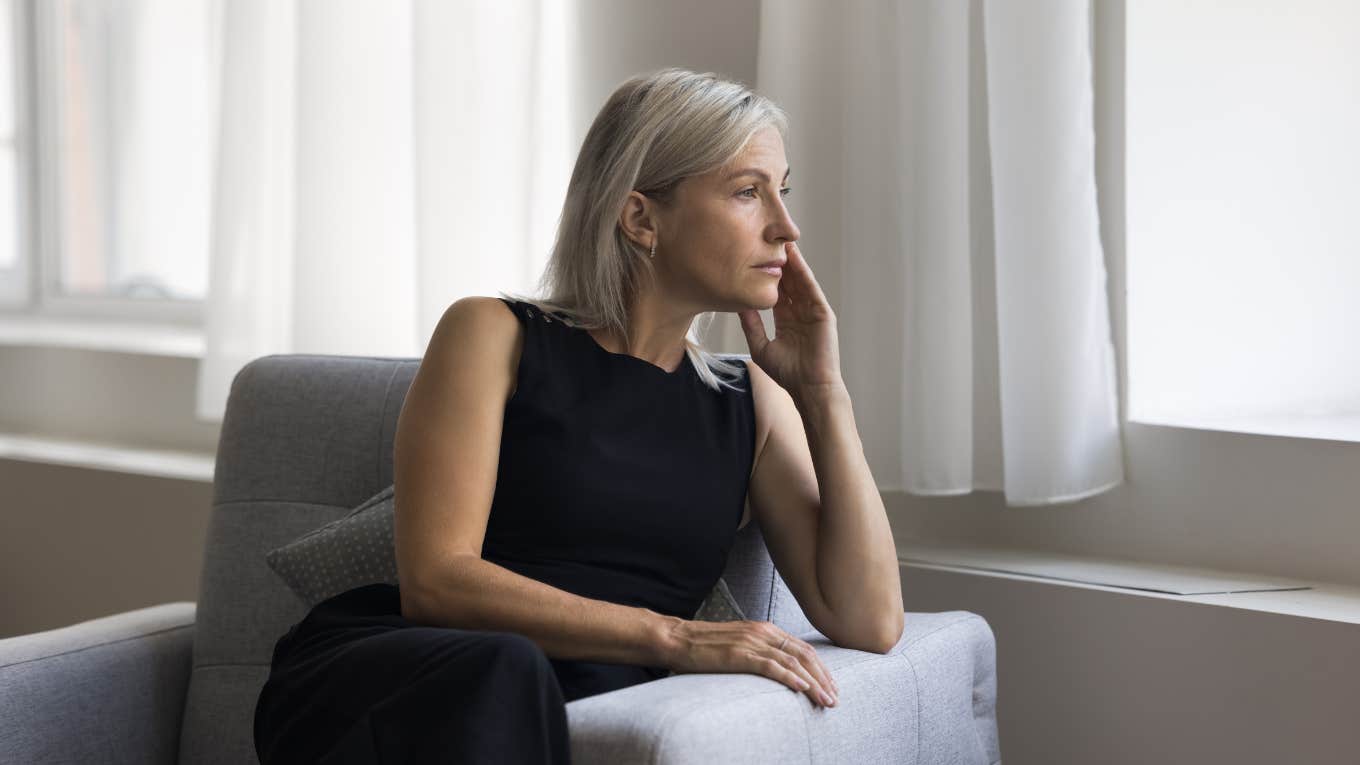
[
  {"x1": 392, "y1": 297, "x2": 837, "y2": 705},
  {"x1": 392, "y1": 296, "x2": 670, "y2": 666}
]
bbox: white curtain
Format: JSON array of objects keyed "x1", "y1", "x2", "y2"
[
  {"x1": 195, "y1": 0, "x2": 573, "y2": 422},
  {"x1": 196, "y1": 0, "x2": 1123, "y2": 507},
  {"x1": 757, "y1": 0, "x2": 1124, "y2": 506}
]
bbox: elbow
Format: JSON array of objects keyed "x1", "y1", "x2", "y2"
[
  {"x1": 829, "y1": 611, "x2": 904, "y2": 654},
  {"x1": 399, "y1": 579, "x2": 434, "y2": 623},
  {"x1": 397, "y1": 567, "x2": 453, "y2": 625},
  {"x1": 820, "y1": 601, "x2": 905, "y2": 654},
  {"x1": 398, "y1": 554, "x2": 480, "y2": 625},
  {"x1": 871, "y1": 612, "x2": 905, "y2": 654}
]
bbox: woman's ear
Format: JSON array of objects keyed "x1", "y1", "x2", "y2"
[{"x1": 618, "y1": 190, "x2": 656, "y2": 250}]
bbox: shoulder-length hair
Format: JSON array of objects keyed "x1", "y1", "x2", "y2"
[{"x1": 499, "y1": 67, "x2": 789, "y2": 394}]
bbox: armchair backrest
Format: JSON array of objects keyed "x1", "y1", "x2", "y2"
[{"x1": 177, "y1": 353, "x2": 812, "y2": 764}]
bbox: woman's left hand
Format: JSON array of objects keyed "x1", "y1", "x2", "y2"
[{"x1": 737, "y1": 241, "x2": 844, "y2": 398}]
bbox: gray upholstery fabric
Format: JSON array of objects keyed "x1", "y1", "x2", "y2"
[
  {"x1": 0, "y1": 353, "x2": 1000, "y2": 765},
  {"x1": 0, "y1": 602, "x2": 195, "y2": 765},
  {"x1": 569, "y1": 612, "x2": 999, "y2": 764},
  {"x1": 264, "y1": 482, "x2": 748, "y2": 621}
]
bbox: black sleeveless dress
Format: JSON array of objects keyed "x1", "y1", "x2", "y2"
[{"x1": 253, "y1": 297, "x2": 756, "y2": 764}]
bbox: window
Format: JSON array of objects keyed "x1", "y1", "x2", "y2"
[
  {"x1": 1125, "y1": 0, "x2": 1360, "y2": 440},
  {"x1": 1, "y1": 0, "x2": 221, "y2": 322},
  {"x1": 0, "y1": 0, "x2": 21, "y2": 289}
]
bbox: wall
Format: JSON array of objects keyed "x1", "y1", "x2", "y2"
[
  {"x1": 0, "y1": 439, "x2": 212, "y2": 637},
  {"x1": 903, "y1": 563, "x2": 1359, "y2": 764}
]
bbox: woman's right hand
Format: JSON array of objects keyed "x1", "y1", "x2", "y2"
[{"x1": 658, "y1": 617, "x2": 840, "y2": 708}]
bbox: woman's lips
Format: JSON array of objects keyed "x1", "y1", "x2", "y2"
[{"x1": 756, "y1": 266, "x2": 782, "y2": 277}]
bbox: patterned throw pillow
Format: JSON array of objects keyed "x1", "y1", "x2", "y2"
[
  {"x1": 265, "y1": 484, "x2": 748, "y2": 623},
  {"x1": 265, "y1": 485, "x2": 399, "y2": 608},
  {"x1": 692, "y1": 576, "x2": 746, "y2": 622}
]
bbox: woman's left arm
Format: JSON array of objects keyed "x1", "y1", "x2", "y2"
[
  {"x1": 791, "y1": 380, "x2": 904, "y2": 652},
  {"x1": 738, "y1": 241, "x2": 904, "y2": 653}
]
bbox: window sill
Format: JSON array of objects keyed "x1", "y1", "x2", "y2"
[
  {"x1": 0, "y1": 316, "x2": 204, "y2": 358},
  {"x1": 898, "y1": 540, "x2": 1360, "y2": 626},
  {"x1": 0, "y1": 432, "x2": 215, "y2": 483},
  {"x1": 1128, "y1": 413, "x2": 1360, "y2": 444}
]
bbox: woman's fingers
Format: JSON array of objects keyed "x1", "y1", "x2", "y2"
[
  {"x1": 788, "y1": 637, "x2": 837, "y2": 703},
  {"x1": 760, "y1": 654, "x2": 813, "y2": 697},
  {"x1": 785, "y1": 242, "x2": 831, "y2": 307},
  {"x1": 767, "y1": 651, "x2": 828, "y2": 707},
  {"x1": 764, "y1": 638, "x2": 835, "y2": 707}
]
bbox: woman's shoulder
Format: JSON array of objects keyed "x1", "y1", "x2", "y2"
[
  {"x1": 441, "y1": 295, "x2": 526, "y2": 333},
  {"x1": 423, "y1": 297, "x2": 526, "y2": 393}
]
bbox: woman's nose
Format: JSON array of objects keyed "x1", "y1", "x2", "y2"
[{"x1": 772, "y1": 203, "x2": 799, "y2": 241}]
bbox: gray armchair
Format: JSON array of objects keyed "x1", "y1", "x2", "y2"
[{"x1": 0, "y1": 354, "x2": 1000, "y2": 764}]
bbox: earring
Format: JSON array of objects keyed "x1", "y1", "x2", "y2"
[{"x1": 649, "y1": 240, "x2": 656, "y2": 259}]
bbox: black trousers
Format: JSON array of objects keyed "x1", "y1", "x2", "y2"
[{"x1": 254, "y1": 583, "x2": 668, "y2": 764}]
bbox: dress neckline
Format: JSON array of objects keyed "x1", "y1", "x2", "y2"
[
  {"x1": 515, "y1": 298, "x2": 692, "y2": 379},
  {"x1": 578, "y1": 326, "x2": 690, "y2": 378}
]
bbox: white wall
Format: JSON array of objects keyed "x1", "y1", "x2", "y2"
[
  {"x1": 0, "y1": 346, "x2": 215, "y2": 637},
  {"x1": 904, "y1": 562, "x2": 1359, "y2": 764}
]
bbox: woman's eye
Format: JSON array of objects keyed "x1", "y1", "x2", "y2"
[{"x1": 739, "y1": 187, "x2": 794, "y2": 198}]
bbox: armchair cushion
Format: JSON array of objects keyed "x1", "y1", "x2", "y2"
[
  {"x1": 0, "y1": 602, "x2": 196, "y2": 765},
  {"x1": 264, "y1": 482, "x2": 748, "y2": 622},
  {"x1": 568, "y1": 611, "x2": 999, "y2": 765}
]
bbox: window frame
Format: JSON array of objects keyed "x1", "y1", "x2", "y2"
[
  {"x1": 1, "y1": 0, "x2": 203, "y2": 326},
  {"x1": 0, "y1": 0, "x2": 33, "y2": 308}
]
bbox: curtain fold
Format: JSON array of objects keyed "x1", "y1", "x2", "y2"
[
  {"x1": 195, "y1": 0, "x2": 573, "y2": 422},
  {"x1": 757, "y1": 0, "x2": 1124, "y2": 506}
]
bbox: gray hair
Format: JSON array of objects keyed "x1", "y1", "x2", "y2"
[{"x1": 499, "y1": 67, "x2": 790, "y2": 393}]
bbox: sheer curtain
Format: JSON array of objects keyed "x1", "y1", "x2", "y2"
[
  {"x1": 756, "y1": 0, "x2": 1124, "y2": 506},
  {"x1": 195, "y1": 0, "x2": 573, "y2": 422},
  {"x1": 196, "y1": 0, "x2": 1123, "y2": 506}
]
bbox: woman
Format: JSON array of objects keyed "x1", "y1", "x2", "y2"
[{"x1": 254, "y1": 67, "x2": 902, "y2": 764}]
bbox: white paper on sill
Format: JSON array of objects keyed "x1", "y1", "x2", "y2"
[{"x1": 897, "y1": 542, "x2": 1315, "y2": 596}]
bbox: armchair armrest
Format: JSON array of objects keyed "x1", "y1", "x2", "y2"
[
  {"x1": 0, "y1": 602, "x2": 197, "y2": 765},
  {"x1": 565, "y1": 610, "x2": 1000, "y2": 764}
]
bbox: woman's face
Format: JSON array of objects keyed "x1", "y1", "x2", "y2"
[{"x1": 642, "y1": 126, "x2": 800, "y2": 312}]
